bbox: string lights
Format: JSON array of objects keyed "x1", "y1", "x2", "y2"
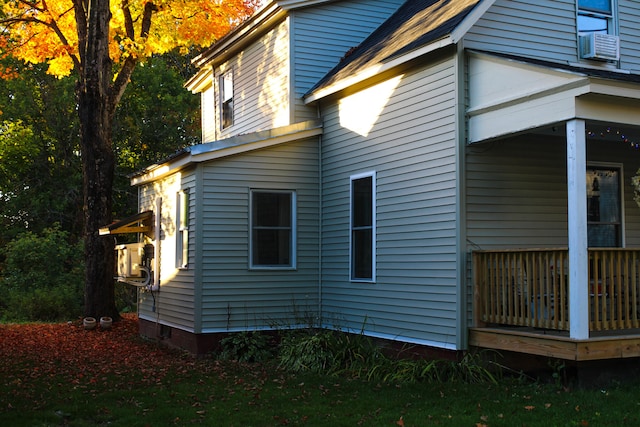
[{"x1": 586, "y1": 127, "x2": 640, "y2": 149}]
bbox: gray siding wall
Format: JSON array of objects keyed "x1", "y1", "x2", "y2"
[
  {"x1": 198, "y1": 138, "x2": 320, "y2": 332},
  {"x1": 291, "y1": 0, "x2": 404, "y2": 121},
  {"x1": 466, "y1": 135, "x2": 640, "y2": 250},
  {"x1": 137, "y1": 169, "x2": 197, "y2": 331},
  {"x1": 320, "y1": 55, "x2": 460, "y2": 348},
  {"x1": 464, "y1": 0, "x2": 640, "y2": 74}
]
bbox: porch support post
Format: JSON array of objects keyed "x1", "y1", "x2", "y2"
[{"x1": 566, "y1": 119, "x2": 589, "y2": 340}]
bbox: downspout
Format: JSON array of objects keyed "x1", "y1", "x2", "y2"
[
  {"x1": 455, "y1": 42, "x2": 468, "y2": 351},
  {"x1": 317, "y1": 103, "x2": 323, "y2": 327},
  {"x1": 151, "y1": 197, "x2": 161, "y2": 292}
]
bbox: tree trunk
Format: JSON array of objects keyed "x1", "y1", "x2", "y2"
[{"x1": 79, "y1": 0, "x2": 119, "y2": 320}]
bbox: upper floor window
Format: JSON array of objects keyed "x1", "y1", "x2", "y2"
[
  {"x1": 220, "y1": 70, "x2": 234, "y2": 129},
  {"x1": 250, "y1": 190, "x2": 296, "y2": 269},
  {"x1": 350, "y1": 172, "x2": 376, "y2": 282},
  {"x1": 578, "y1": 0, "x2": 614, "y2": 34}
]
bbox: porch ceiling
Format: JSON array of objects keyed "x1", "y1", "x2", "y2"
[{"x1": 467, "y1": 51, "x2": 640, "y2": 144}]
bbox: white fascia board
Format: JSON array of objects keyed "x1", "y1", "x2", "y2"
[
  {"x1": 304, "y1": 36, "x2": 453, "y2": 104},
  {"x1": 185, "y1": 67, "x2": 213, "y2": 94},
  {"x1": 276, "y1": 0, "x2": 336, "y2": 10},
  {"x1": 131, "y1": 120, "x2": 322, "y2": 186}
]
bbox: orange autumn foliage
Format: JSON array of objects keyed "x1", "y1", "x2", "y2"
[{"x1": 0, "y1": 0, "x2": 259, "y2": 77}]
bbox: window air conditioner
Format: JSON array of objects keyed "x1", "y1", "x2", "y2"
[
  {"x1": 580, "y1": 33, "x2": 620, "y2": 61},
  {"x1": 116, "y1": 243, "x2": 143, "y2": 277}
]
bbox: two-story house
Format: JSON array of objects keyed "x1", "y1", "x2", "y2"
[{"x1": 118, "y1": 0, "x2": 640, "y2": 363}]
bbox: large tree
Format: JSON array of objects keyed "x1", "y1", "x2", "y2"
[{"x1": 0, "y1": 0, "x2": 257, "y2": 319}]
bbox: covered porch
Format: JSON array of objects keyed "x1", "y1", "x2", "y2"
[{"x1": 465, "y1": 52, "x2": 640, "y2": 361}]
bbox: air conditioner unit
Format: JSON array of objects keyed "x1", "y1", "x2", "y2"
[
  {"x1": 580, "y1": 33, "x2": 619, "y2": 61},
  {"x1": 116, "y1": 243, "x2": 144, "y2": 278}
]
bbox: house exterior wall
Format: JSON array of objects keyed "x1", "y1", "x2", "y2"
[
  {"x1": 137, "y1": 169, "x2": 197, "y2": 331},
  {"x1": 320, "y1": 54, "x2": 461, "y2": 349},
  {"x1": 290, "y1": 0, "x2": 405, "y2": 121},
  {"x1": 202, "y1": 17, "x2": 291, "y2": 142},
  {"x1": 197, "y1": 138, "x2": 320, "y2": 332},
  {"x1": 465, "y1": 135, "x2": 640, "y2": 250},
  {"x1": 464, "y1": 0, "x2": 640, "y2": 74}
]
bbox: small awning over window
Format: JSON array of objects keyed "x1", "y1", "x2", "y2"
[{"x1": 99, "y1": 211, "x2": 153, "y2": 236}]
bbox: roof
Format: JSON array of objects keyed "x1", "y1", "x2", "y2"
[
  {"x1": 305, "y1": 0, "x2": 486, "y2": 101},
  {"x1": 99, "y1": 211, "x2": 153, "y2": 236}
]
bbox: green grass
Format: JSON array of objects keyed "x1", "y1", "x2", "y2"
[{"x1": 2, "y1": 319, "x2": 640, "y2": 426}]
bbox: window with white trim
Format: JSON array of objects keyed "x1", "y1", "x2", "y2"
[
  {"x1": 220, "y1": 70, "x2": 234, "y2": 129},
  {"x1": 250, "y1": 190, "x2": 296, "y2": 268},
  {"x1": 350, "y1": 172, "x2": 375, "y2": 282},
  {"x1": 176, "y1": 190, "x2": 189, "y2": 268}
]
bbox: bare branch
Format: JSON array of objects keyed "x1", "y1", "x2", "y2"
[{"x1": 121, "y1": 0, "x2": 135, "y2": 40}]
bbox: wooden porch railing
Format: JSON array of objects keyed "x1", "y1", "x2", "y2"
[{"x1": 473, "y1": 249, "x2": 640, "y2": 332}]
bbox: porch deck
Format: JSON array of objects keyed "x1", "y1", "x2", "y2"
[{"x1": 472, "y1": 249, "x2": 640, "y2": 361}]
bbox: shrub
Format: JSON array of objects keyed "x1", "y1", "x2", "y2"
[
  {"x1": 0, "y1": 225, "x2": 84, "y2": 321},
  {"x1": 218, "y1": 331, "x2": 274, "y2": 363}
]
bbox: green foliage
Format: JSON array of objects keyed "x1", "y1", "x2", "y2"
[
  {"x1": 277, "y1": 328, "x2": 498, "y2": 385},
  {"x1": 219, "y1": 331, "x2": 275, "y2": 364},
  {"x1": 0, "y1": 225, "x2": 83, "y2": 321}
]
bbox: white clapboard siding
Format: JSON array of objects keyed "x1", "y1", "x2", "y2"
[
  {"x1": 202, "y1": 18, "x2": 291, "y2": 142},
  {"x1": 320, "y1": 55, "x2": 460, "y2": 348},
  {"x1": 198, "y1": 138, "x2": 320, "y2": 332},
  {"x1": 137, "y1": 170, "x2": 197, "y2": 331}
]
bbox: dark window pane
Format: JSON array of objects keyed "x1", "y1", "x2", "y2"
[
  {"x1": 253, "y1": 192, "x2": 291, "y2": 227},
  {"x1": 253, "y1": 229, "x2": 290, "y2": 265},
  {"x1": 251, "y1": 191, "x2": 292, "y2": 267},
  {"x1": 352, "y1": 176, "x2": 372, "y2": 227},
  {"x1": 352, "y1": 229, "x2": 372, "y2": 279}
]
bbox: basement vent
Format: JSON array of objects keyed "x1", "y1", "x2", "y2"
[{"x1": 580, "y1": 33, "x2": 620, "y2": 61}]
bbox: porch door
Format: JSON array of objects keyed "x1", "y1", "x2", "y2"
[{"x1": 586, "y1": 166, "x2": 621, "y2": 247}]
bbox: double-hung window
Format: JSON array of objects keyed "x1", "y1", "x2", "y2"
[
  {"x1": 220, "y1": 70, "x2": 234, "y2": 129},
  {"x1": 176, "y1": 190, "x2": 189, "y2": 268},
  {"x1": 578, "y1": 0, "x2": 614, "y2": 34},
  {"x1": 250, "y1": 190, "x2": 296, "y2": 269},
  {"x1": 350, "y1": 172, "x2": 376, "y2": 282}
]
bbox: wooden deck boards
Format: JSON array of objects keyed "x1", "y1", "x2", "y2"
[{"x1": 469, "y1": 327, "x2": 640, "y2": 361}]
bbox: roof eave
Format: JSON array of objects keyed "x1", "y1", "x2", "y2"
[
  {"x1": 305, "y1": 36, "x2": 454, "y2": 104},
  {"x1": 130, "y1": 120, "x2": 323, "y2": 186}
]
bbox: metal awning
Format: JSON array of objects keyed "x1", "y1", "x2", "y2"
[{"x1": 99, "y1": 211, "x2": 153, "y2": 236}]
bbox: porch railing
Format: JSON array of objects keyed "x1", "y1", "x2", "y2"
[{"x1": 473, "y1": 248, "x2": 640, "y2": 332}]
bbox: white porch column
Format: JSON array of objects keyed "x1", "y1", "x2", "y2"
[{"x1": 566, "y1": 119, "x2": 589, "y2": 339}]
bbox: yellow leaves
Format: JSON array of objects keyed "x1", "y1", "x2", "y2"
[{"x1": 1, "y1": 0, "x2": 258, "y2": 78}]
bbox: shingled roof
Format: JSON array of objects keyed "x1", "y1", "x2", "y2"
[{"x1": 305, "y1": 0, "x2": 483, "y2": 99}]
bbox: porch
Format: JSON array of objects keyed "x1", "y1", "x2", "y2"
[{"x1": 470, "y1": 249, "x2": 640, "y2": 360}]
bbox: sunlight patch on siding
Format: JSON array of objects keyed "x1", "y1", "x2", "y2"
[{"x1": 338, "y1": 76, "x2": 402, "y2": 137}]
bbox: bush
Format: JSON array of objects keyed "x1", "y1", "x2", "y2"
[
  {"x1": 0, "y1": 225, "x2": 84, "y2": 321},
  {"x1": 218, "y1": 331, "x2": 275, "y2": 363}
]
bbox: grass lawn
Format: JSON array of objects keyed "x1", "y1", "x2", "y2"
[{"x1": 1, "y1": 315, "x2": 639, "y2": 426}]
